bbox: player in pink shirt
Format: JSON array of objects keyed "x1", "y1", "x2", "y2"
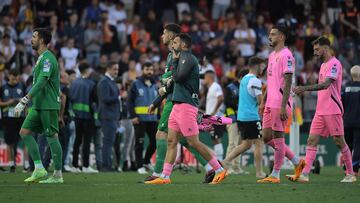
[
  {"x1": 289, "y1": 36, "x2": 356, "y2": 183},
  {"x1": 257, "y1": 25, "x2": 305, "y2": 184}
]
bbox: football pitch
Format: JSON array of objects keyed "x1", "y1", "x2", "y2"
[{"x1": 0, "y1": 167, "x2": 359, "y2": 203}]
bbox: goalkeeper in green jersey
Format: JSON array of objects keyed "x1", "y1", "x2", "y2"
[{"x1": 15, "y1": 28, "x2": 63, "y2": 183}]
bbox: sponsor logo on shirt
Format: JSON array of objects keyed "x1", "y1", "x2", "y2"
[{"x1": 43, "y1": 59, "x2": 51, "y2": 72}]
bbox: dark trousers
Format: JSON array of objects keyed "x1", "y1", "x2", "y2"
[
  {"x1": 134, "y1": 121, "x2": 157, "y2": 168},
  {"x1": 72, "y1": 119, "x2": 95, "y2": 168},
  {"x1": 344, "y1": 127, "x2": 360, "y2": 173},
  {"x1": 114, "y1": 132, "x2": 121, "y2": 169},
  {"x1": 101, "y1": 119, "x2": 118, "y2": 170}
]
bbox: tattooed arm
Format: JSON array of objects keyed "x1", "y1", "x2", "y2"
[
  {"x1": 280, "y1": 73, "x2": 293, "y2": 121},
  {"x1": 294, "y1": 78, "x2": 333, "y2": 94}
]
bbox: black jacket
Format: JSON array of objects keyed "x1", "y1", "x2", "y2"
[{"x1": 342, "y1": 81, "x2": 360, "y2": 128}]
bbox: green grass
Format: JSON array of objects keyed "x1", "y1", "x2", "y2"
[{"x1": 0, "y1": 167, "x2": 359, "y2": 203}]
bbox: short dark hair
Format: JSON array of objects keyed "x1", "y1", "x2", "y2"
[
  {"x1": 176, "y1": 33, "x2": 192, "y2": 48},
  {"x1": 33, "y1": 27, "x2": 52, "y2": 45},
  {"x1": 142, "y1": 61, "x2": 153, "y2": 69},
  {"x1": 248, "y1": 56, "x2": 265, "y2": 67},
  {"x1": 9, "y1": 68, "x2": 20, "y2": 76},
  {"x1": 78, "y1": 62, "x2": 90, "y2": 74},
  {"x1": 272, "y1": 24, "x2": 288, "y2": 40},
  {"x1": 66, "y1": 69, "x2": 76, "y2": 75},
  {"x1": 3, "y1": 33, "x2": 10, "y2": 39},
  {"x1": 237, "y1": 69, "x2": 249, "y2": 79},
  {"x1": 164, "y1": 23, "x2": 181, "y2": 34},
  {"x1": 312, "y1": 36, "x2": 331, "y2": 46},
  {"x1": 107, "y1": 61, "x2": 118, "y2": 69}
]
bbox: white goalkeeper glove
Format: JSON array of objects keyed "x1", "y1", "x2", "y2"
[{"x1": 14, "y1": 95, "x2": 30, "y2": 117}]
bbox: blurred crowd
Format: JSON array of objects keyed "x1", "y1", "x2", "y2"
[{"x1": 0, "y1": 0, "x2": 360, "y2": 172}]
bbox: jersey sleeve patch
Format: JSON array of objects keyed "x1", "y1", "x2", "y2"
[
  {"x1": 287, "y1": 56, "x2": 293, "y2": 71},
  {"x1": 43, "y1": 59, "x2": 51, "y2": 72},
  {"x1": 330, "y1": 63, "x2": 337, "y2": 78}
]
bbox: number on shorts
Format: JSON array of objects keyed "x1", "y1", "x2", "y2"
[{"x1": 256, "y1": 121, "x2": 262, "y2": 130}]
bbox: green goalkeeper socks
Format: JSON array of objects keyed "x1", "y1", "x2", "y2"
[
  {"x1": 21, "y1": 135, "x2": 42, "y2": 163},
  {"x1": 46, "y1": 136, "x2": 63, "y2": 171},
  {"x1": 154, "y1": 139, "x2": 167, "y2": 174},
  {"x1": 179, "y1": 138, "x2": 208, "y2": 166}
]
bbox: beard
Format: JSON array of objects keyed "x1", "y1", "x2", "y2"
[
  {"x1": 269, "y1": 40, "x2": 277, "y2": 48},
  {"x1": 315, "y1": 53, "x2": 324, "y2": 62},
  {"x1": 319, "y1": 54, "x2": 325, "y2": 62},
  {"x1": 173, "y1": 47, "x2": 181, "y2": 53},
  {"x1": 144, "y1": 74, "x2": 153, "y2": 79},
  {"x1": 32, "y1": 42, "x2": 38, "y2": 51}
]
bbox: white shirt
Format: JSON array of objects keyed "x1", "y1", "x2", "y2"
[
  {"x1": 0, "y1": 40, "x2": 16, "y2": 60},
  {"x1": 246, "y1": 74, "x2": 262, "y2": 97},
  {"x1": 60, "y1": 47, "x2": 79, "y2": 70},
  {"x1": 206, "y1": 82, "x2": 225, "y2": 116},
  {"x1": 105, "y1": 73, "x2": 114, "y2": 81},
  {"x1": 234, "y1": 28, "x2": 256, "y2": 57},
  {"x1": 108, "y1": 8, "x2": 127, "y2": 32}
]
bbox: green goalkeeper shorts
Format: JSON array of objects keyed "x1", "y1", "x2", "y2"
[
  {"x1": 21, "y1": 108, "x2": 59, "y2": 137},
  {"x1": 157, "y1": 100, "x2": 173, "y2": 133}
]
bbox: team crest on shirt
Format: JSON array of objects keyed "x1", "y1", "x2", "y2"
[
  {"x1": 4, "y1": 89, "x2": 9, "y2": 96},
  {"x1": 16, "y1": 88, "x2": 22, "y2": 95},
  {"x1": 43, "y1": 59, "x2": 51, "y2": 72},
  {"x1": 138, "y1": 88, "x2": 144, "y2": 96},
  {"x1": 182, "y1": 59, "x2": 186, "y2": 64}
]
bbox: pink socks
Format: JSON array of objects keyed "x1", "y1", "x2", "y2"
[
  {"x1": 273, "y1": 138, "x2": 286, "y2": 172},
  {"x1": 208, "y1": 157, "x2": 222, "y2": 171},
  {"x1": 341, "y1": 145, "x2": 354, "y2": 175},
  {"x1": 267, "y1": 139, "x2": 295, "y2": 161},
  {"x1": 303, "y1": 146, "x2": 317, "y2": 174},
  {"x1": 161, "y1": 163, "x2": 174, "y2": 178}
]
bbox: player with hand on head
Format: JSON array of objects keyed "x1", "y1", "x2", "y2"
[{"x1": 146, "y1": 33, "x2": 227, "y2": 185}]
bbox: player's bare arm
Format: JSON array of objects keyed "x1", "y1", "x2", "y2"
[
  {"x1": 280, "y1": 73, "x2": 292, "y2": 121},
  {"x1": 294, "y1": 78, "x2": 334, "y2": 94},
  {"x1": 259, "y1": 89, "x2": 266, "y2": 115}
]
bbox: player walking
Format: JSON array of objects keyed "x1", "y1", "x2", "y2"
[
  {"x1": 288, "y1": 36, "x2": 357, "y2": 183},
  {"x1": 15, "y1": 28, "x2": 63, "y2": 183}
]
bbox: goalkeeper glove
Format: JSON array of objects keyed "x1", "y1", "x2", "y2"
[{"x1": 14, "y1": 95, "x2": 30, "y2": 117}]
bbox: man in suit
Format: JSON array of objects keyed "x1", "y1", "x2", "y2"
[{"x1": 97, "y1": 62, "x2": 121, "y2": 171}]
